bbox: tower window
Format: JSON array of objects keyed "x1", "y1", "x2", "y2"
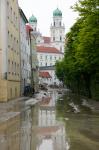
[
  {"x1": 60, "y1": 46, "x2": 62, "y2": 51},
  {"x1": 53, "y1": 37, "x2": 55, "y2": 41}
]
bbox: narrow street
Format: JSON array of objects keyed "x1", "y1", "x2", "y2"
[
  {"x1": 0, "y1": 89, "x2": 99, "y2": 150},
  {"x1": 21, "y1": 88, "x2": 99, "y2": 150}
]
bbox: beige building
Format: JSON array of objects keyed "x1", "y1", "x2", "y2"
[{"x1": 0, "y1": 0, "x2": 20, "y2": 102}]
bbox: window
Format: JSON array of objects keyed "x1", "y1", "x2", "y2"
[
  {"x1": 12, "y1": 61, "x2": 13, "y2": 74},
  {"x1": 23, "y1": 60, "x2": 24, "y2": 67},
  {"x1": 60, "y1": 21, "x2": 61, "y2": 26},
  {"x1": 8, "y1": 60, "x2": 10, "y2": 73},
  {"x1": 45, "y1": 55, "x2": 47, "y2": 60},
  {"x1": 60, "y1": 46, "x2": 62, "y2": 51},
  {"x1": 60, "y1": 36, "x2": 62, "y2": 41},
  {"x1": 54, "y1": 21, "x2": 55, "y2": 26},
  {"x1": 7, "y1": 2, "x2": 9, "y2": 19},
  {"x1": 50, "y1": 56, "x2": 52, "y2": 60},
  {"x1": 46, "y1": 63, "x2": 47, "y2": 66},
  {"x1": 10, "y1": 88, "x2": 12, "y2": 98},
  {"x1": 53, "y1": 37, "x2": 55, "y2": 41},
  {"x1": 15, "y1": 62, "x2": 16, "y2": 74},
  {"x1": 15, "y1": 87, "x2": 17, "y2": 96},
  {"x1": 40, "y1": 55, "x2": 42, "y2": 59},
  {"x1": 10, "y1": 7, "x2": 12, "y2": 21}
]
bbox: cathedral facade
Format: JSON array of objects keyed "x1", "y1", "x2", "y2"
[{"x1": 29, "y1": 8, "x2": 65, "y2": 86}]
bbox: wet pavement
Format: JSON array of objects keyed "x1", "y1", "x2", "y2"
[
  {"x1": 0, "y1": 89, "x2": 99, "y2": 150},
  {"x1": 31, "y1": 89, "x2": 99, "y2": 150}
]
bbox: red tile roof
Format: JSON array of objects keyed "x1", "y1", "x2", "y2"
[
  {"x1": 43, "y1": 36, "x2": 51, "y2": 43},
  {"x1": 39, "y1": 71, "x2": 52, "y2": 78},
  {"x1": 37, "y1": 46, "x2": 63, "y2": 54}
]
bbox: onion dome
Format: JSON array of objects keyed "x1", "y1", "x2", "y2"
[
  {"x1": 29, "y1": 15, "x2": 37, "y2": 23},
  {"x1": 53, "y1": 8, "x2": 62, "y2": 17}
]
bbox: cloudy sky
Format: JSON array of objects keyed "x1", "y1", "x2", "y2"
[{"x1": 18, "y1": 0, "x2": 79, "y2": 36}]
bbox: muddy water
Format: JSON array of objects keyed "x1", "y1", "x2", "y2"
[
  {"x1": 0, "y1": 89, "x2": 99, "y2": 150},
  {"x1": 31, "y1": 90, "x2": 69, "y2": 150},
  {"x1": 31, "y1": 89, "x2": 99, "y2": 150},
  {"x1": 56, "y1": 91, "x2": 99, "y2": 150}
]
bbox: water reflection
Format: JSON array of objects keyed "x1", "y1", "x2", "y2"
[
  {"x1": 31, "y1": 90, "x2": 69, "y2": 150},
  {"x1": 56, "y1": 92, "x2": 99, "y2": 150},
  {"x1": 1, "y1": 89, "x2": 98, "y2": 150}
]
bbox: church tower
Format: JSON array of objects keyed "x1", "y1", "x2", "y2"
[
  {"x1": 50, "y1": 8, "x2": 65, "y2": 53},
  {"x1": 29, "y1": 15, "x2": 37, "y2": 31}
]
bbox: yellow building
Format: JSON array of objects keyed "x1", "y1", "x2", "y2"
[{"x1": 0, "y1": 0, "x2": 20, "y2": 102}]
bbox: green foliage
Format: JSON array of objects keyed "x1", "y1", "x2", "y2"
[{"x1": 55, "y1": 0, "x2": 99, "y2": 99}]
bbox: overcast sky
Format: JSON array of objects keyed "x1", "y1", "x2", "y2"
[{"x1": 18, "y1": 0, "x2": 79, "y2": 36}]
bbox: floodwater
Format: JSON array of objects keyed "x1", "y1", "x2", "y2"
[
  {"x1": 0, "y1": 89, "x2": 99, "y2": 150},
  {"x1": 30, "y1": 90, "x2": 69, "y2": 150},
  {"x1": 30, "y1": 89, "x2": 99, "y2": 150}
]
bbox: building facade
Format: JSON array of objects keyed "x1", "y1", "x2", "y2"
[
  {"x1": 0, "y1": 0, "x2": 20, "y2": 101},
  {"x1": 19, "y1": 8, "x2": 31, "y2": 95},
  {"x1": 26, "y1": 23, "x2": 39, "y2": 92},
  {"x1": 37, "y1": 46, "x2": 63, "y2": 85},
  {"x1": 29, "y1": 8, "x2": 65, "y2": 86}
]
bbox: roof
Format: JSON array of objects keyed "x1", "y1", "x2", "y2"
[
  {"x1": 26, "y1": 24, "x2": 33, "y2": 33},
  {"x1": 37, "y1": 46, "x2": 63, "y2": 54},
  {"x1": 40, "y1": 66, "x2": 55, "y2": 71},
  {"x1": 43, "y1": 37, "x2": 51, "y2": 43},
  {"x1": 29, "y1": 15, "x2": 37, "y2": 23},
  {"x1": 19, "y1": 8, "x2": 28, "y2": 23},
  {"x1": 53, "y1": 8, "x2": 62, "y2": 17},
  {"x1": 39, "y1": 71, "x2": 52, "y2": 78}
]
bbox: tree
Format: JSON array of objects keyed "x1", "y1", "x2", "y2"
[{"x1": 55, "y1": 0, "x2": 99, "y2": 99}]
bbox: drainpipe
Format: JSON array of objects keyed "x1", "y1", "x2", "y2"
[{"x1": 29, "y1": 29, "x2": 35, "y2": 94}]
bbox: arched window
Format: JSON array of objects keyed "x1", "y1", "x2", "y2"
[
  {"x1": 60, "y1": 46, "x2": 62, "y2": 52},
  {"x1": 53, "y1": 37, "x2": 55, "y2": 41}
]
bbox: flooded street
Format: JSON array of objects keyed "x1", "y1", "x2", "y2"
[
  {"x1": 0, "y1": 89, "x2": 99, "y2": 150},
  {"x1": 30, "y1": 90, "x2": 69, "y2": 150},
  {"x1": 30, "y1": 89, "x2": 99, "y2": 150}
]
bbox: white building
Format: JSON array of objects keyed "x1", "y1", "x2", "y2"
[
  {"x1": 19, "y1": 8, "x2": 31, "y2": 95},
  {"x1": 37, "y1": 46, "x2": 63, "y2": 85},
  {"x1": 29, "y1": 8, "x2": 65, "y2": 86}
]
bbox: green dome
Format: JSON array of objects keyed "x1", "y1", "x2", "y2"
[
  {"x1": 29, "y1": 15, "x2": 37, "y2": 23},
  {"x1": 53, "y1": 8, "x2": 62, "y2": 17}
]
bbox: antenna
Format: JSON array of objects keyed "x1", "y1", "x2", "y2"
[{"x1": 57, "y1": 0, "x2": 59, "y2": 8}]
